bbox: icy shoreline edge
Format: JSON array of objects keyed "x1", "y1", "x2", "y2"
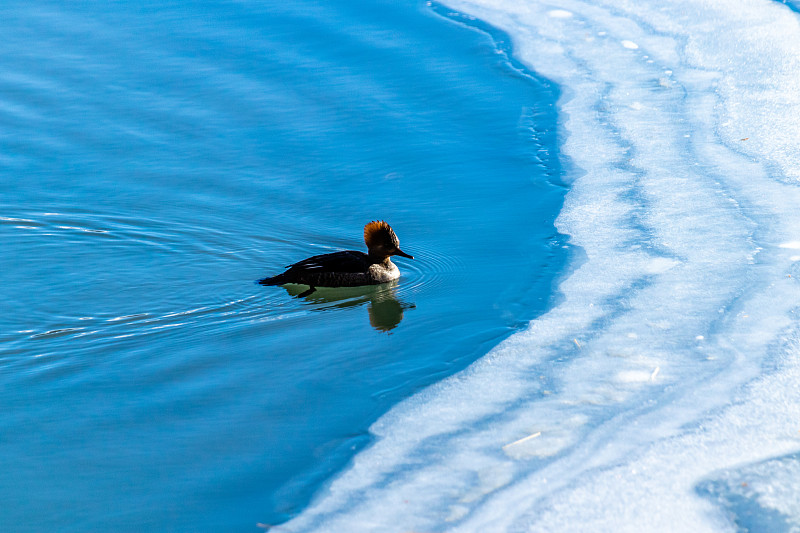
[{"x1": 286, "y1": 0, "x2": 800, "y2": 530}]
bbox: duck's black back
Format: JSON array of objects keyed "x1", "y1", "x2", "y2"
[{"x1": 259, "y1": 250, "x2": 377, "y2": 287}]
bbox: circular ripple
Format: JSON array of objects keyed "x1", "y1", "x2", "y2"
[{"x1": 396, "y1": 242, "x2": 467, "y2": 296}]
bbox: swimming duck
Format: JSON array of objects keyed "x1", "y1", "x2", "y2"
[{"x1": 259, "y1": 221, "x2": 413, "y2": 296}]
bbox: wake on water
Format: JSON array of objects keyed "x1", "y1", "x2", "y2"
[{"x1": 284, "y1": 0, "x2": 800, "y2": 530}]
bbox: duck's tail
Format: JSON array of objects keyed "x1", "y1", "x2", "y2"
[{"x1": 258, "y1": 273, "x2": 288, "y2": 286}]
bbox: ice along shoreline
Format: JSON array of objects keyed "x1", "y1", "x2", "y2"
[{"x1": 286, "y1": 0, "x2": 800, "y2": 531}]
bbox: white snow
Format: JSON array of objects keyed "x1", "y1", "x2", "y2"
[{"x1": 548, "y1": 9, "x2": 573, "y2": 18}]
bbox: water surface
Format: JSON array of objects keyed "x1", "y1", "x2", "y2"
[{"x1": 0, "y1": 0, "x2": 565, "y2": 530}]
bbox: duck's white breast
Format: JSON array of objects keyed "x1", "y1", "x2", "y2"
[{"x1": 368, "y1": 261, "x2": 400, "y2": 283}]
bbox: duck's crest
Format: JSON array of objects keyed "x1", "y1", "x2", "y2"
[{"x1": 364, "y1": 220, "x2": 399, "y2": 248}]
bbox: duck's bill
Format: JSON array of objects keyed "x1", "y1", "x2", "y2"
[{"x1": 394, "y1": 248, "x2": 414, "y2": 259}]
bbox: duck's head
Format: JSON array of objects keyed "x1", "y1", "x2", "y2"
[{"x1": 364, "y1": 220, "x2": 414, "y2": 261}]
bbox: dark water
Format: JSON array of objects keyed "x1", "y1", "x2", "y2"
[{"x1": 0, "y1": 0, "x2": 565, "y2": 530}]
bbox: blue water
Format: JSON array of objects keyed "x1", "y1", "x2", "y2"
[{"x1": 0, "y1": 1, "x2": 565, "y2": 531}]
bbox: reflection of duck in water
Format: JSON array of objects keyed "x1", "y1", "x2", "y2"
[
  {"x1": 282, "y1": 281, "x2": 414, "y2": 332},
  {"x1": 259, "y1": 221, "x2": 413, "y2": 298}
]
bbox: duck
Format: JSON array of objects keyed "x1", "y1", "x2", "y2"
[{"x1": 259, "y1": 220, "x2": 413, "y2": 297}]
